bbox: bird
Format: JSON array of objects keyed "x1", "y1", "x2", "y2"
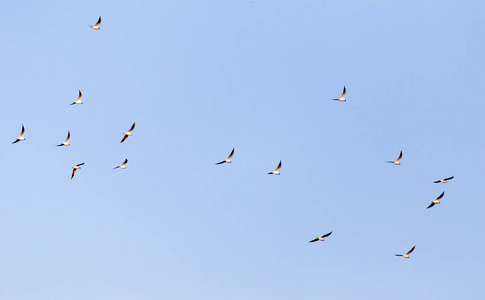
[
  {"x1": 56, "y1": 130, "x2": 71, "y2": 146},
  {"x1": 70, "y1": 90, "x2": 83, "y2": 105},
  {"x1": 216, "y1": 148, "x2": 235, "y2": 164},
  {"x1": 114, "y1": 159, "x2": 128, "y2": 169},
  {"x1": 386, "y1": 151, "x2": 403, "y2": 165},
  {"x1": 268, "y1": 160, "x2": 282, "y2": 175},
  {"x1": 427, "y1": 191, "x2": 445, "y2": 209},
  {"x1": 309, "y1": 231, "x2": 333, "y2": 243},
  {"x1": 12, "y1": 124, "x2": 26, "y2": 144},
  {"x1": 395, "y1": 245, "x2": 415, "y2": 258},
  {"x1": 332, "y1": 86, "x2": 347, "y2": 102},
  {"x1": 90, "y1": 16, "x2": 102, "y2": 30},
  {"x1": 434, "y1": 176, "x2": 454, "y2": 183},
  {"x1": 71, "y1": 163, "x2": 85, "y2": 179},
  {"x1": 120, "y1": 122, "x2": 136, "y2": 143}
]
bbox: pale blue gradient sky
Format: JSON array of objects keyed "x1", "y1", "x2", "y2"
[{"x1": 0, "y1": 1, "x2": 484, "y2": 299}]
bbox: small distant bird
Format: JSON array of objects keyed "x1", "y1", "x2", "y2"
[
  {"x1": 12, "y1": 124, "x2": 26, "y2": 144},
  {"x1": 309, "y1": 231, "x2": 333, "y2": 243},
  {"x1": 268, "y1": 160, "x2": 282, "y2": 175},
  {"x1": 120, "y1": 122, "x2": 136, "y2": 143},
  {"x1": 216, "y1": 148, "x2": 235, "y2": 165},
  {"x1": 70, "y1": 90, "x2": 83, "y2": 105},
  {"x1": 386, "y1": 151, "x2": 403, "y2": 165},
  {"x1": 395, "y1": 245, "x2": 415, "y2": 258},
  {"x1": 114, "y1": 159, "x2": 128, "y2": 169},
  {"x1": 434, "y1": 176, "x2": 454, "y2": 183},
  {"x1": 427, "y1": 191, "x2": 445, "y2": 209},
  {"x1": 90, "y1": 16, "x2": 102, "y2": 30},
  {"x1": 56, "y1": 130, "x2": 71, "y2": 146},
  {"x1": 332, "y1": 86, "x2": 347, "y2": 102},
  {"x1": 71, "y1": 163, "x2": 85, "y2": 179}
]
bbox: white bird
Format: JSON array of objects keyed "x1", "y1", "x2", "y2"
[
  {"x1": 427, "y1": 191, "x2": 445, "y2": 209},
  {"x1": 90, "y1": 16, "x2": 102, "y2": 30},
  {"x1": 434, "y1": 176, "x2": 454, "y2": 183},
  {"x1": 56, "y1": 130, "x2": 71, "y2": 146},
  {"x1": 121, "y1": 122, "x2": 136, "y2": 143},
  {"x1": 395, "y1": 245, "x2": 415, "y2": 258},
  {"x1": 216, "y1": 148, "x2": 235, "y2": 164},
  {"x1": 268, "y1": 160, "x2": 282, "y2": 175},
  {"x1": 114, "y1": 159, "x2": 128, "y2": 169},
  {"x1": 332, "y1": 86, "x2": 347, "y2": 102},
  {"x1": 386, "y1": 151, "x2": 403, "y2": 165},
  {"x1": 12, "y1": 124, "x2": 26, "y2": 144},
  {"x1": 309, "y1": 231, "x2": 332, "y2": 243},
  {"x1": 71, "y1": 163, "x2": 85, "y2": 180},
  {"x1": 70, "y1": 90, "x2": 83, "y2": 105}
]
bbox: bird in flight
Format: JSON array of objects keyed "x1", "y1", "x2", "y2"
[
  {"x1": 427, "y1": 191, "x2": 445, "y2": 209},
  {"x1": 90, "y1": 16, "x2": 102, "y2": 30},
  {"x1": 12, "y1": 124, "x2": 26, "y2": 144},
  {"x1": 434, "y1": 176, "x2": 454, "y2": 183},
  {"x1": 70, "y1": 90, "x2": 83, "y2": 105},
  {"x1": 120, "y1": 122, "x2": 136, "y2": 143},
  {"x1": 309, "y1": 231, "x2": 333, "y2": 243},
  {"x1": 386, "y1": 151, "x2": 403, "y2": 165},
  {"x1": 56, "y1": 130, "x2": 71, "y2": 146},
  {"x1": 268, "y1": 160, "x2": 282, "y2": 175},
  {"x1": 114, "y1": 159, "x2": 128, "y2": 169},
  {"x1": 332, "y1": 86, "x2": 347, "y2": 102},
  {"x1": 71, "y1": 163, "x2": 85, "y2": 180},
  {"x1": 395, "y1": 245, "x2": 415, "y2": 258},
  {"x1": 216, "y1": 148, "x2": 235, "y2": 165}
]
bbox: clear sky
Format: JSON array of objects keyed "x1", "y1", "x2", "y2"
[{"x1": 1, "y1": 1, "x2": 484, "y2": 299}]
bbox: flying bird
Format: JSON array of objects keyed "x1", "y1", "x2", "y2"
[
  {"x1": 332, "y1": 86, "x2": 347, "y2": 102},
  {"x1": 395, "y1": 245, "x2": 415, "y2": 258},
  {"x1": 386, "y1": 151, "x2": 403, "y2": 165},
  {"x1": 120, "y1": 122, "x2": 136, "y2": 143},
  {"x1": 268, "y1": 160, "x2": 282, "y2": 175},
  {"x1": 56, "y1": 130, "x2": 71, "y2": 146},
  {"x1": 71, "y1": 163, "x2": 85, "y2": 179},
  {"x1": 90, "y1": 16, "x2": 102, "y2": 30},
  {"x1": 309, "y1": 231, "x2": 333, "y2": 243},
  {"x1": 427, "y1": 191, "x2": 445, "y2": 209},
  {"x1": 70, "y1": 90, "x2": 83, "y2": 105},
  {"x1": 216, "y1": 148, "x2": 235, "y2": 164},
  {"x1": 12, "y1": 124, "x2": 26, "y2": 144},
  {"x1": 434, "y1": 176, "x2": 454, "y2": 183},
  {"x1": 114, "y1": 159, "x2": 128, "y2": 169}
]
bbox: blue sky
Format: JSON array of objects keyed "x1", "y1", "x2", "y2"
[{"x1": 0, "y1": 1, "x2": 484, "y2": 299}]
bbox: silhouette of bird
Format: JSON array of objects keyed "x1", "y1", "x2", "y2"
[
  {"x1": 70, "y1": 90, "x2": 83, "y2": 105},
  {"x1": 427, "y1": 191, "x2": 445, "y2": 209},
  {"x1": 268, "y1": 160, "x2": 282, "y2": 175},
  {"x1": 395, "y1": 246, "x2": 415, "y2": 258},
  {"x1": 386, "y1": 151, "x2": 403, "y2": 165},
  {"x1": 90, "y1": 17, "x2": 102, "y2": 30},
  {"x1": 216, "y1": 148, "x2": 235, "y2": 165},
  {"x1": 309, "y1": 231, "x2": 333, "y2": 243},
  {"x1": 12, "y1": 125, "x2": 26, "y2": 144},
  {"x1": 114, "y1": 159, "x2": 128, "y2": 169},
  {"x1": 332, "y1": 86, "x2": 347, "y2": 102},
  {"x1": 434, "y1": 176, "x2": 454, "y2": 183},
  {"x1": 56, "y1": 130, "x2": 71, "y2": 146},
  {"x1": 71, "y1": 163, "x2": 84, "y2": 180},
  {"x1": 120, "y1": 123, "x2": 136, "y2": 143}
]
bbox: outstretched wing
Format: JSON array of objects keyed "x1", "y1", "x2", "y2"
[
  {"x1": 128, "y1": 122, "x2": 136, "y2": 133},
  {"x1": 436, "y1": 191, "x2": 445, "y2": 200},
  {"x1": 275, "y1": 160, "x2": 282, "y2": 172},
  {"x1": 227, "y1": 148, "x2": 235, "y2": 159},
  {"x1": 322, "y1": 231, "x2": 333, "y2": 238},
  {"x1": 406, "y1": 246, "x2": 416, "y2": 255},
  {"x1": 95, "y1": 16, "x2": 102, "y2": 27},
  {"x1": 308, "y1": 238, "x2": 319, "y2": 243},
  {"x1": 427, "y1": 202, "x2": 435, "y2": 209},
  {"x1": 444, "y1": 176, "x2": 454, "y2": 181},
  {"x1": 396, "y1": 150, "x2": 403, "y2": 162},
  {"x1": 71, "y1": 168, "x2": 77, "y2": 179},
  {"x1": 341, "y1": 86, "x2": 346, "y2": 98},
  {"x1": 121, "y1": 135, "x2": 128, "y2": 143}
]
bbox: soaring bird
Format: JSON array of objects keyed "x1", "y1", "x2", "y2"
[
  {"x1": 268, "y1": 160, "x2": 282, "y2": 175},
  {"x1": 216, "y1": 148, "x2": 235, "y2": 165},
  {"x1": 332, "y1": 86, "x2": 347, "y2": 102},
  {"x1": 395, "y1": 246, "x2": 415, "y2": 258},
  {"x1": 70, "y1": 90, "x2": 83, "y2": 105},
  {"x1": 309, "y1": 231, "x2": 333, "y2": 243},
  {"x1": 120, "y1": 122, "x2": 136, "y2": 143},
  {"x1": 434, "y1": 176, "x2": 454, "y2": 183},
  {"x1": 12, "y1": 124, "x2": 26, "y2": 144},
  {"x1": 90, "y1": 16, "x2": 102, "y2": 30},
  {"x1": 114, "y1": 159, "x2": 128, "y2": 169},
  {"x1": 386, "y1": 151, "x2": 403, "y2": 165},
  {"x1": 71, "y1": 163, "x2": 85, "y2": 180},
  {"x1": 427, "y1": 191, "x2": 445, "y2": 209},
  {"x1": 56, "y1": 130, "x2": 71, "y2": 146}
]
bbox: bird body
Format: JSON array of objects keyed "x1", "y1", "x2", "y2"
[
  {"x1": 268, "y1": 160, "x2": 282, "y2": 175},
  {"x1": 70, "y1": 90, "x2": 83, "y2": 105},
  {"x1": 216, "y1": 148, "x2": 235, "y2": 164},
  {"x1": 395, "y1": 245, "x2": 415, "y2": 258},
  {"x1": 12, "y1": 124, "x2": 26, "y2": 144}
]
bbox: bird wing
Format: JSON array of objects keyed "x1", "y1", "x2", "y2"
[
  {"x1": 322, "y1": 231, "x2": 333, "y2": 238},
  {"x1": 71, "y1": 168, "x2": 77, "y2": 179},
  {"x1": 394, "y1": 254, "x2": 403, "y2": 256},
  {"x1": 309, "y1": 238, "x2": 319, "y2": 243},
  {"x1": 95, "y1": 16, "x2": 102, "y2": 26},
  {"x1": 12, "y1": 139, "x2": 19, "y2": 144},
  {"x1": 427, "y1": 202, "x2": 435, "y2": 209},
  {"x1": 275, "y1": 160, "x2": 282, "y2": 172},
  {"x1": 128, "y1": 122, "x2": 136, "y2": 133},
  {"x1": 444, "y1": 176, "x2": 454, "y2": 181},
  {"x1": 227, "y1": 148, "x2": 235, "y2": 159},
  {"x1": 406, "y1": 246, "x2": 415, "y2": 255},
  {"x1": 77, "y1": 163, "x2": 85, "y2": 167},
  {"x1": 433, "y1": 180, "x2": 441, "y2": 183},
  {"x1": 396, "y1": 151, "x2": 402, "y2": 162},
  {"x1": 122, "y1": 159, "x2": 128, "y2": 166},
  {"x1": 120, "y1": 135, "x2": 128, "y2": 143},
  {"x1": 65, "y1": 130, "x2": 71, "y2": 142},
  {"x1": 78, "y1": 90, "x2": 82, "y2": 101},
  {"x1": 216, "y1": 161, "x2": 226, "y2": 165},
  {"x1": 436, "y1": 191, "x2": 445, "y2": 200},
  {"x1": 341, "y1": 86, "x2": 346, "y2": 97},
  {"x1": 20, "y1": 125, "x2": 25, "y2": 137}
]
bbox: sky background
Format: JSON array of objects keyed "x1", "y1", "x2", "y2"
[{"x1": 0, "y1": 1, "x2": 484, "y2": 299}]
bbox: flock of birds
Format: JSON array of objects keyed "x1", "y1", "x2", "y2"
[{"x1": 10, "y1": 16, "x2": 456, "y2": 260}]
